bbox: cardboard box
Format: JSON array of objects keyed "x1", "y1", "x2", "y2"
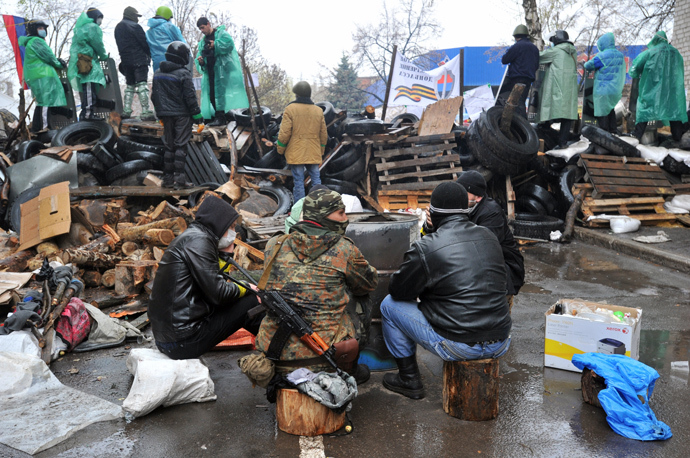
[
  {"x1": 18, "y1": 182, "x2": 71, "y2": 251},
  {"x1": 544, "y1": 299, "x2": 642, "y2": 372}
]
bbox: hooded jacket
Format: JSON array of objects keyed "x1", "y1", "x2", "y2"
[
  {"x1": 114, "y1": 17, "x2": 150, "y2": 67},
  {"x1": 255, "y1": 222, "x2": 378, "y2": 363},
  {"x1": 276, "y1": 99, "x2": 329, "y2": 165},
  {"x1": 146, "y1": 17, "x2": 186, "y2": 73},
  {"x1": 194, "y1": 24, "x2": 249, "y2": 118},
  {"x1": 149, "y1": 197, "x2": 242, "y2": 343},
  {"x1": 538, "y1": 41, "x2": 579, "y2": 122},
  {"x1": 389, "y1": 214, "x2": 511, "y2": 344},
  {"x1": 629, "y1": 31, "x2": 688, "y2": 124},
  {"x1": 584, "y1": 33, "x2": 626, "y2": 117},
  {"x1": 18, "y1": 35, "x2": 66, "y2": 107},
  {"x1": 67, "y1": 12, "x2": 108, "y2": 90},
  {"x1": 502, "y1": 38, "x2": 540, "y2": 81},
  {"x1": 151, "y1": 61, "x2": 201, "y2": 117}
]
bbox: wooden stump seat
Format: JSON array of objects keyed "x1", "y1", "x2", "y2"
[
  {"x1": 275, "y1": 388, "x2": 346, "y2": 436},
  {"x1": 442, "y1": 358, "x2": 499, "y2": 421}
]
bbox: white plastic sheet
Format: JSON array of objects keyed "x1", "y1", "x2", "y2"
[
  {"x1": 546, "y1": 137, "x2": 591, "y2": 161},
  {"x1": 0, "y1": 329, "x2": 41, "y2": 357},
  {"x1": 0, "y1": 352, "x2": 123, "y2": 455},
  {"x1": 122, "y1": 348, "x2": 217, "y2": 419}
]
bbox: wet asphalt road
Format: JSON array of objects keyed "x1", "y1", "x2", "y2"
[{"x1": 2, "y1": 240, "x2": 690, "y2": 458}]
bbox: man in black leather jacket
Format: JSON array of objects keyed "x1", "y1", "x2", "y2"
[
  {"x1": 381, "y1": 182, "x2": 512, "y2": 399},
  {"x1": 149, "y1": 195, "x2": 263, "y2": 359}
]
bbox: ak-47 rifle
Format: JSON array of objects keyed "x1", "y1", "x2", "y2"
[{"x1": 222, "y1": 257, "x2": 345, "y2": 378}]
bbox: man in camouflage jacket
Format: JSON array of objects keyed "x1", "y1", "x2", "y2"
[{"x1": 255, "y1": 189, "x2": 378, "y2": 378}]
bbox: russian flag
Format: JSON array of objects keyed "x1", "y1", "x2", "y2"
[{"x1": 2, "y1": 15, "x2": 28, "y2": 89}]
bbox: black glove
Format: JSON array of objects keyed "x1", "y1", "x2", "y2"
[{"x1": 58, "y1": 58, "x2": 67, "y2": 69}]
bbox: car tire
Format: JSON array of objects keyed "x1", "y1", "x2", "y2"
[
  {"x1": 555, "y1": 165, "x2": 585, "y2": 215},
  {"x1": 232, "y1": 106, "x2": 272, "y2": 128},
  {"x1": 345, "y1": 119, "x2": 385, "y2": 135},
  {"x1": 117, "y1": 135, "x2": 165, "y2": 155},
  {"x1": 92, "y1": 142, "x2": 123, "y2": 168},
  {"x1": 258, "y1": 183, "x2": 293, "y2": 216},
  {"x1": 512, "y1": 213, "x2": 564, "y2": 240},
  {"x1": 125, "y1": 151, "x2": 164, "y2": 168},
  {"x1": 325, "y1": 145, "x2": 362, "y2": 173},
  {"x1": 253, "y1": 148, "x2": 286, "y2": 169},
  {"x1": 316, "y1": 102, "x2": 336, "y2": 125},
  {"x1": 105, "y1": 160, "x2": 153, "y2": 184},
  {"x1": 16, "y1": 140, "x2": 44, "y2": 162},
  {"x1": 321, "y1": 177, "x2": 359, "y2": 195},
  {"x1": 519, "y1": 183, "x2": 558, "y2": 215},
  {"x1": 581, "y1": 124, "x2": 640, "y2": 157},
  {"x1": 466, "y1": 124, "x2": 524, "y2": 176},
  {"x1": 51, "y1": 121, "x2": 116, "y2": 149},
  {"x1": 323, "y1": 155, "x2": 367, "y2": 182},
  {"x1": 477, "y1": 106, "x2": 539, "y2": 162},
  {"x1": 529, "y1": 155, "x2": 561, "y2": 182},
  {"x1": 516, "y1": 196, "x2": 547, "y2": 215}
]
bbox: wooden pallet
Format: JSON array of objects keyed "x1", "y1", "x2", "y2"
[
  {"x1": 375, "y1": 133, "x2": 461, "y2": 191},
  {"x1": 121, "y1": 119, "x2": 215, "y2": 143},
  {"x1": 578, "y1": 154, "x2": 675, "y2": 198},
  {"x1": 377, "y1": 190, "x2": 432, "y2": 210},
  {"x1": 575, "y1": 184, "x2": 677, "y2": 227}
]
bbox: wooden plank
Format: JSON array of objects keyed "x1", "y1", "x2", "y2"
[
  {"x1": 587, "y1": 176, "x2": 676, "y2": 187},
  {"x1": 585, "y1": 168, "x2": 669, "y2": 180},
  {"x1": 582, "y1": 161, "x2": 664, "y2": 172},
  {"x1": 234, "y1": 239, "x2": 265, "y2": 261},
  {"x1": 70, "y1": 185, "x2": 210, "y2": 198},
  {"x1": 418, "y1": 96, "x2": 464, "y2": 136},
  {"x1": 379, "y1": 190, "x2": 433, "y2": 196},
  {"x1": 374, "y1": 142, "x2": 456, "y2": 159},
  {"x1": 379, "y1": 167, "x2": 463, "y2": 182},
  {"x1": 580, "y1": 154, "x2": 649, "y2": 164},
  {"x1": 590, "y1": 184, "x2": 675, "y2": 196},
  {"x1": 376, "y1": 154, "x2": 460, "y2": 171},
  {"x1": 402, "y1": 132, "x2": 456, "y2": 144},
  {"x1": 381, "y1": 180, "x2": 448, "y2": 191},
  {"x1": 586, "y1": 196, "x2": 664, "y2": 206},
  {"x1": 361, "y1": 195, "x2": 385, "y2": 212}
]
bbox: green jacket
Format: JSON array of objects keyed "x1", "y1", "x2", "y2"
[
  {"x1": 195, "y1": 25, "x2": 249, "y2": 118},
  {"x1": 68, "y1": 13, "x2": 108, "y2": 91},
  {"x1": 629, "y1": 31, "x2": 688, "y2": 124},
  {"x1": 538, "y1": 42, "x2": 579, "y2": 122},
  {"x1": 18, "y1": 36, "x2": 66, "y2": 107}
]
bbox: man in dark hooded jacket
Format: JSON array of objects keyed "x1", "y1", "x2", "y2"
[
  {"x1": 496, "y1": 24, "x2": 539, "y2": 118},
  {"x1": 114, "y1": 7, "x2": 154, "y2": 120},
  {"x1": 149, "y1": 195, "x2": 263, "y2": 360}
]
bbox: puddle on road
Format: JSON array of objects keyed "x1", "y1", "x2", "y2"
[
  {"x1": 578, "y1": 257, "x2": 620, "y2": 271},
  {"x1": 519, "y1": 284, "x2": 552, "y2": 294},
  {"x1": 639, "y1": 329, "x2": 690, "y2": 372}
]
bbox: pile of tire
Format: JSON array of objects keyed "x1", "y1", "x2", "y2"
[
  {"x1": 465, "y1": 106, "x2": 539, "y2": 176},
  {"x1": 320, "y1": 144, "x2": 366, "y2": 195},
  {"x1": 580, "y1": 125, "x2": 640, "y2": 158}
]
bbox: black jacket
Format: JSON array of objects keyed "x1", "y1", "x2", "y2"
[
  {"x1": 502, "y1": 38, "x2": 539, "y2": 81},
  {"x1": 471, "y1": 198, "x2": 525, "y2": 295},
  {"x1": 114, "y1": 18, "x2": 150, "y2": 66},
  {"x1": 149, "y1": 222, "x2": 241, "y2": 343},
  {"x1": 151, "y1": 61, "x2": 201, "y2": 118},
  {"x1": 390, "y1": 215, "x2": 511, "y2": 344}
]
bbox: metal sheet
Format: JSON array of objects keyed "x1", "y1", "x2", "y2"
[{"x1": 7, "y1": 154, "x2": 78, "y2": 204}]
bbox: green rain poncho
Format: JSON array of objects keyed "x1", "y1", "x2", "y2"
[
  {"x1": 538, "y1": 42, "x2": 579, "y2": 122},
  {"x1": 195, "y1": 25, "x2": 249, "y2": 119},
  {"x1": 17, "y1": 36, "x2": 66, "y2": 107},
  {"x1": 67, "y1": 13, "x2": 109, "y2": 91},
  {"x1": 629, "y1": 31, "x2": 688, "y2": 124}
]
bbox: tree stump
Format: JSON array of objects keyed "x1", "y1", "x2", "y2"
[
  {"x1": 581, "y1": 368, "x2": 605, "y2": 409},
  {"x1": 101, "y1": 269, "x2": 116, "y2": 288},
  {"x1": 443, "y1": 358, "x2": 499, "y2": 421},
  {"x1": 275, "y1": 388, "x2": 346, "y2": 436}
]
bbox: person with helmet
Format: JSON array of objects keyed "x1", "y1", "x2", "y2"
[
  {"x1": 19, "y1": 19, "x2": 68, "y2": 132},
  {"x1": 538, "y1": 30, "x2": 579, "y2": 147},
  {"x1": 146, "y1": 6, "x2": 186, "y2": 73},
  {"x1": 583, "y1": 33, "x2": 626, "y2": 134},
  {"x1": 497, "y1": 24, "x2": 539, "y2": 118},
  {"x1": 114, "y1": 7, "x2": 154, "y2": 120},
  {"x1": 67, "y1": 7, "x2": 109, "y2": 121},
  {"x1": 195, "y1": 17, "x2": 249, "y2": 126},
  {"x1": 276, "y1": 81, "x2": 328, "y2": 201},
  {"x1": 151, "y1": 41, "x2": 202, "y2": 188},
  {"x1": 629, "y1": 31, "x2": 688, "y2": 142}
]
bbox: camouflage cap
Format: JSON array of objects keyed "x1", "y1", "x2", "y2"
[{"x1": 302, "y1": 189, "x2": 345, "y2": 224}]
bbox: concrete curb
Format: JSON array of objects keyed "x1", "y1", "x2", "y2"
[{"x1": 574, "y1": 227, "x2": 690, "y2": 274}]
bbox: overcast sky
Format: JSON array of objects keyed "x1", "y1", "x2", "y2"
[{"x1": 4, "y1": 0, "x2": 523, "y2": 81}]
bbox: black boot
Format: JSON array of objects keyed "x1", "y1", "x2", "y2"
[
  {"x1": 207, "y1": 112, "x2": 226, "y2": 127},
  {"x1": 348, "y1": 364, "x2": 371, "y2": 385},
  {"x1": 382, "y1": 355, "x2": 425, "y2": 399},
  {"x1": 162, "y1": 151, "x2": 174, "y2": 188}
]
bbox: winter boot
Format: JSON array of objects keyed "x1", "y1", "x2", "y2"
[
  {"x1": 162, "y1": 150, "x2": 175, "y2": 188},
  {"x1": 173, "y1": 148, "x2": 193, "y2": 189},
  {"x1": 207, "y1": 111, "x2": 226, "y2": 127},
  {"x1": 382, "y1": 355, "x2": 425, "y2": 399},
  {"x1": 135, "y1": 82, "x2": 156, "y2": 121},
  {"x1": 348, "y1": 363, "x2": 371, "y2": 385},
  {"x1": 122, "y1": 85, "x2": 135, "y2": 119}
]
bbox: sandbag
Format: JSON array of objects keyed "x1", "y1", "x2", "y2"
[{"x1": 122, "y1": 348, "x2": 217, "y2": 419}]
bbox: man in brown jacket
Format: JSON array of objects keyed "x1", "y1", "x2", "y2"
[{"x1": 276, "y1": 81, "x2": 328, "y2": 201}]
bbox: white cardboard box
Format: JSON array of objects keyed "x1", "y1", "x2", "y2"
[{"x1": 544, "y1": 299, "x2": 642, "y2": 373}]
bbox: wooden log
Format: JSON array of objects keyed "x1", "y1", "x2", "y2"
[
  {"x1": 149, "y1": 200, "x2": 194, "y2": 223},
  {"x1": 60, "y1": 249, "x2": 122, "y2": 268},
  {"x1": 443, "y1": 358, "x2": 499, "y2": 421},
  {"x1": 153, "y1": 246, "x2": 165, "y2": 261},
  {"x1": 561, "y1": 189, "x2": 586, "y2": 243},
  {"x1": 121, "y1": 241, "x2": 140, "y2": 256},
  {"x1": 0, "y1": 250, "x2": 34, "y2": 272},
  {"x1": 114, "y1": 265, "x2": 140, "y2": 296},
  {"x1": 101, "y1": 268, "x2": 116, "y2": 288},
  {"x1": 581, "y1": 368, "x2": 605, "y2": 409},
  {"x1": 76, "y1": 235, "x2": 115, "y2": 253},
  {"x1": 118, "y1": 217, "x2": 187, "y2": 242},
  {"x1": 143, "y1": 228, "x2": 175, "y2": 245},
  {"x1": 275, "y1": 388, "x2": 346, "y2": 436},
  {"x1": 90, "y1": 294, "x2": 130, "y2": 309},
  {"x1": 499, "y1": 84, "x2": 526, "y2": 140},
  {"x1": 83, "y1": 270, "x2": 102, "y2": 287}
]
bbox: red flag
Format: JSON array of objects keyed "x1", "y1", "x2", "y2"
[{"x1": 3, "y1": 15, "x2": 29, "y2": 89}]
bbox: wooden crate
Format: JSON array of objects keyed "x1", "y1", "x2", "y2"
[
  {"x1": 578, "y1": 154, "x2": 675, "y2": 198},
  {"x1": 575, "y1": 184, "x2": 677, "y2": 227},
  {"x1": 375, "y1": 133, "x2": 461, "y2": 191},
  {"x1": 377, "y1": 190, "x2": 432, "y2": 210}
]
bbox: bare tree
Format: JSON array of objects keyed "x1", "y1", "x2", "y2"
[
  {"x1": 167, "y1": 0, "x2": 211, "y2": 46},
  {"x1": 351, "y1": 0, "x2": 443, "y2": 102},
  {"x1": 523, "y1": 0, "x2": 547, "y2": 50}
]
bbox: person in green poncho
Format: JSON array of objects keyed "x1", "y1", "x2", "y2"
[
  {"x1": 19, "y1": 19, "x2": 68, "y2": 132},
  {"x1": 67, "y1": 7, "x2": 109, "y2": 121},
  {"x1": 629, "y1": 31, "x2": 688, "y2": 142},
  {"x1": 195, "y1": 17, "x2": 249, "y2": 127},
  {"x1": 538, "y1": 30, "x2": 579, "y2": 148}
]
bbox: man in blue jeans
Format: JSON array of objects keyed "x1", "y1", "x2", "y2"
[{"x1": 381, "y1": 181, "x2": 512, "y2": 399}]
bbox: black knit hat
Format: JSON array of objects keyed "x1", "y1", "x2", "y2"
[
  {"x1": 194, "y1": 195, "x2": 240, "y2": 238},
  {"x1": 456, "y1": 170, "x2": 487, "y2": 197},
  {"x1": 86, "y1": 7, "x2": 104, "y2": 21},
  {"x1": 430, "y1": 182, "x2": 469, "y2": 212}
]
